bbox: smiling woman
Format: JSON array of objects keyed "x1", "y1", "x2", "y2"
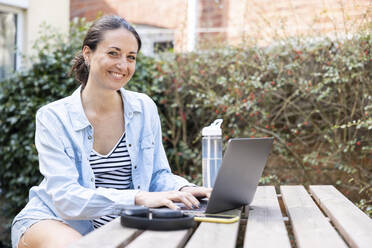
[{"x1": 10, "y1": 15, "x2": 211, "y2": 248}]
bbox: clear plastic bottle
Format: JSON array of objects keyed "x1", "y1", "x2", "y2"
[{"x1": 202, "y1": 119, "x2": 223, "y2": 188}]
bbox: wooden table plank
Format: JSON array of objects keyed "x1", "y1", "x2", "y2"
[
  {"x1": 244, "y1": 186, "x2": 291, "y2": 248},
  {"x1": 126, "y1": 229, "x2": 192, "y2": 248},
  {"x1": 185, "y1": 209, "x2": 241, "y2": 248},
  {"x1": 280, "y1": 186, "x2": 347, "y2": 248},
  {"x1": 310, "y1": 185, "x2": 372, "y2": 248},
  {"x1": 69, "y1": 218, "x2": 140, "y2": 248}
]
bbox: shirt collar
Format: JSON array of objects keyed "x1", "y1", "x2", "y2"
[
  {"x1": 66, "y1": 86, "x2": 90, "y2": 131},
  {"x1": 120, "y1": 87, "x2": 142, "y2": 114},
  {"x1": 66, "y1": 86, "x2": 142, "y2": 131}
]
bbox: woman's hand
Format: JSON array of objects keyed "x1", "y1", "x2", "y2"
[
  {"x1": 135, "y1": 190, "x2": 201, "y2": 210},
  {"x1": 179, "y1": 186, "x2": 212, "y2": 199}
]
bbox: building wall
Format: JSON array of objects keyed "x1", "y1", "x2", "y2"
[
  {"x1": 226, "y1": 0, "x2": 372, "y2": 46},
  {"x1": 70, "y1": 0, "x2": 372, "y2": 51},
  {"x1": 0, "y1": 0, "x2": 69, "y2": 73},
  {"x1": 70, "y1": 0, "x2": 116, "y2": 21},
  {"x1": 27, "y1": 0, "x2": 70, "y2": 54},
  {"x1": 197, "y1": 0, "x2": 229, "y2": 47},
  {"x1": 70, "y1": 0, "x2": 230, "y2": 51},
  {"x1": 70, "y1": 0, "x2": 189, "y2": 52},
  {"x1": 70, "y1": 0, "x2": 187, "y2": 28}
]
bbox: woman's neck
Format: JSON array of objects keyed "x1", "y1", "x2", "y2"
[{"x1": 81, "y1": 84, "x2": 123, "y2": 117}]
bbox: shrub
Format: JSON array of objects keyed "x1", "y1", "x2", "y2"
[{"x1": 148, "y1": 35, "x2": 372, "y2": 211}]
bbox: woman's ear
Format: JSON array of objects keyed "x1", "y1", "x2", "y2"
[{"x1": 82, "y1": 45, "x2": 92, "y2": 66}]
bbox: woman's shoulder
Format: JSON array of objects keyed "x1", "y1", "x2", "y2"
[
  {"x1": 123, "y1": 89, "x2": 153, "y2": 102},
  {"x1": 121, "y1": 88, "x2": 157, "y2": 110},
  {"x1": 37, "y1": 96, "x2": 71, "y2": 113},
  {"x1": 36, "y1": 90, "x2": 78, "y2": 122}
]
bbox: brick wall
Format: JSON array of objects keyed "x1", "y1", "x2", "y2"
[
  {"x1": 70, "y1": 0, "x2": 188, "y2": 51},
  {"x1": 70, "y1": 0, "x2": 117, "y2": 21},
  {"x1": 70, "y1": 0, "x2": 372, "y2": 50},
  {"x1": 70, "y1": 0, "x2": 187, "y2": 28},
  {"x1": 199, "y1": 0, "x2": 226, "y2": 28},
  {"x1": 227, "y1": 0, "x2": 372, "y2": 46},
  {"x1": 198, "y1": 0, "x2": 229, "y2": 46}
]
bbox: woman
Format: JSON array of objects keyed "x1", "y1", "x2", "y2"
[{"x1": 11, "y1": 15, "x2": 211, "y2": 248}]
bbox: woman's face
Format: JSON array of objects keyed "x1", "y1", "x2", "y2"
[{"x1": 83, "y1": 28, "x2": 138, "y2": 91}]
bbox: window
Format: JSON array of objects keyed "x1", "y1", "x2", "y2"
[
  {"x1": 134, "y1": 24, "x2": 174, "y2": 57},
  {"x1": 0, "y1": 11, "x2": 17, "y2": 79},
  {"x1": 154, "y1": 41, "x2": 174, "y2": 53},
  {"x1": 0, "y1": 1, "x2": 25, "y2": 81}
]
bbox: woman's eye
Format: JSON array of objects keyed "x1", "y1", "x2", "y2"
[
  {"x1": 128, "y1": 55, "x2": 136, "y2": 60},
  {"x1": 108, "y1": 51, "x2": 119, "y2": 56}
]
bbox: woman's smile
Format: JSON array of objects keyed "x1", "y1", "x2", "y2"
[{"x1": 108, "y1": 71, "x2": 125, "y2": 80}]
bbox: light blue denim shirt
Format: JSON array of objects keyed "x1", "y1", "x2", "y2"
[{"x1": 12, "y1": 86, "x2": 193, "y2": 235}]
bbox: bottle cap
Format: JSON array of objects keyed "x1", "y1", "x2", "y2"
[{"x1": 202, "y1": 119, "x2": 223, "y2": 136}]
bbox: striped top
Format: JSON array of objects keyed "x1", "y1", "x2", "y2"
[{"x1": 89, "y1": 132, "x2": 132, "y2": 228}]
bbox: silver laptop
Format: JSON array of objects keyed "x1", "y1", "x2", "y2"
[{"x1": 181, "y1": 137, "x2": 273, "y2": 214}]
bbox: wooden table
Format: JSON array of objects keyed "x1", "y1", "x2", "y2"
[{"x1": 70, "y1": 185, "x2": 372, "y2": 248}]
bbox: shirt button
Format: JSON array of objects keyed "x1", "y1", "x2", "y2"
[
  {"x1": 128, "y1": 144, "x2": 132, "y2": 147},
  {"x1": 88, "y1": 135, "x2": 92, "y2": 140},
  {"x1": 91, "y1": 177, "x2": 94, "y2": 182},
  {"x1": 134, "y1": 165, "x2": 137, "y2": 169},
  {"x1": 137, "y1": 185, "x2": 140, "y2": 189}
]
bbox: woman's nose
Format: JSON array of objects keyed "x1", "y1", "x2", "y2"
[{"x1": 116, "y1": 59, "x2": 128, "y2": 70}]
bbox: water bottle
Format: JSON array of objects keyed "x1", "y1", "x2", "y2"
[{"x1": 202, "y1": 119, "x2": 223, "y2": 188}]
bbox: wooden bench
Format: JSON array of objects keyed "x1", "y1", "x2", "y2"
[{"x1": 70, "y1": 185, "x2": 372, "y2": 248}]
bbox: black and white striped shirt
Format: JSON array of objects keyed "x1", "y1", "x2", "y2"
[{"x1": 89, "y1": 132, "x2": 132, "y2": 228}]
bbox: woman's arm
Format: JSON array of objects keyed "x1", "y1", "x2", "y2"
[
  {"x1": 147, "y1": 101, "x2": 194, "y2": 192},
  {"x1": 132, "y1": 98, "x2": 212, "y2": 209},
  {"x1": 35, "y1": 108, "x2": 139, "y2": 220}
]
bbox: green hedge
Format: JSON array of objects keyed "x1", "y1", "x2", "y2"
[
  {"x1": 1, "y1": 19, "x2": 371, "y2": 234},
  {"x1": 146, "y1": 36, "x2": 372, "y2": 216}
]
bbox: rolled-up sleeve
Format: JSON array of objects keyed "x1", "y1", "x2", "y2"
[{"x1": 35, "y1": 109, "x2": 139, "y2": 220}]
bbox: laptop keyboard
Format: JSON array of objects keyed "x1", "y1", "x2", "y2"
[{"x1": 180, "y1": 199, "x2": 208, "y2": 213}]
